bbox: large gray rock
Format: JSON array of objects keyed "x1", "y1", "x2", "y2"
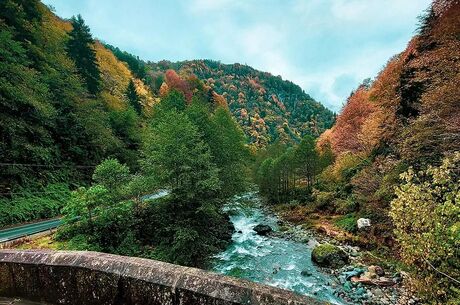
[
  {"x1": 253, "y1": 224, "x2": 273, "y2": 236},
  {"x1": 357, "y1": 218, "x2": 371, "y2": 229},
  {"x1": 311, "y1": 244, "x2": 349, "y2": 268}
]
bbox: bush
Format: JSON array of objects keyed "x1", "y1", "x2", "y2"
[
  {"x1": 389, "y1": 153, "x2": 460, "y2": 304},
  {"x1": 313, "y1": 190, "x2": 335, "y2": 211}
]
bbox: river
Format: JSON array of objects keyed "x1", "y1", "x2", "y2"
[{"x1": 211, "y1": 191, "x2": 345, "y2": 304}]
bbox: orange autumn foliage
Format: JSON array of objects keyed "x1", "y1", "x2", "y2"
[{"x1": 329, "y1": 87, "x2": 376, "y2": 155}]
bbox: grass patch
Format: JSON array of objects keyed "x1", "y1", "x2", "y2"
[{"x1": 334, "y1": 213, "x2": 357, "y2": 233}]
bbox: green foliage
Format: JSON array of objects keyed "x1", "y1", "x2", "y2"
[
  {"x1": 0, "y1": 24, "x2": 56, "y2": 188},
  {"x1": 138, "y1": 198, "x2": 232, "y2": 267},
  {"x1": 335, "y1": 214, "x2": 357, "y2": 233},
  {"x1": 104, "y1": 44, "x2": 147, "y2": 79},
  {"x1": 142, "y1": 106, "x2": 221, "y2": 200},
  {"x1": 390, "y1": 153, "x2": 460, "y2": 304},
  {"x1": 335, "y1": 198, "x2": 358, "y2": 215},
  {"x1": 143, "y1": 110, "x2": 220, "y2": 201},
  {"x1": 0, "y1": 184, "x2": 70, "y2": 227},
  {"x1": 256, "y1": 135, "x2": 324, "y2": 203},
  {"x1": 60, "y1": 77, "x2": 246, "y2": 267},
  {"x1": 126, "y1": 79, "x2": 142, "y2": 115},
  {"x1": 0, "y1": 1, "x2": 147, "y2": 195},
  {"x1": 156, "y1": 89, "x2": 186, "y2": 114},
  {"x1": 295, "y1": 135, "x2": 320, "y2": 188},
  {"x1": 92, "y1": 158, "x2": 130, "y2": 196},
  {"x1": 312, "y1": 190, "x2": 336, "y2": 212},
  {"x1": 63, "y1": 185, "x2": 112, "y2": 230},
  {"x1": 66, "y1": 14, "x2": 101, "y2": 95},
  {"x1": 208, "y1": 107, "x2": 249, "y2": 197}
]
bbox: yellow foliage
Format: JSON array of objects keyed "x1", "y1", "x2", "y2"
[
  {"x1": 94, "y1": 42, "x2": 132, "y2": 109},
  {"x1": 159, "y1": 82, "x2": 170, "y2": 97},
  {"x1": 320, "y1": 152, "x2": 365, "y2": 184},
  {"x1": 133, "y1": 78, "x2": 157, "y2": 113}
]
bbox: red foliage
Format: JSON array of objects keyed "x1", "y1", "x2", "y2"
[{"x1": 164, "y1": 69, "x2": 192, "y2": 102}]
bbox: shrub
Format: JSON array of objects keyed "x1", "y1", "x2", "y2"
[
  {"x1": 390, "y1": 152, "x2": 460, "y2": 304},
  {"x1": 313, "y1": 190, "x2": 335, "y2": 211}
]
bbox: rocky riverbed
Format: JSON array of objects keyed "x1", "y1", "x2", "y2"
[
  {"x1": 211, "y1": 191, "x2": 420, "y2": 305},
  {"x1": 271, "y1": 214, "x2": 420, "y2": 305}
]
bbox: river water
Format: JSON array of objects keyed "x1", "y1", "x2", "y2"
[{"x1": 211, "y1": 192, "x2": 345, "y2": 304}]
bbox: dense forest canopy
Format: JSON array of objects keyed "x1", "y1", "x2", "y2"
[{"x1": 147, "y1": 60, "x2": 336, "y2": 146}]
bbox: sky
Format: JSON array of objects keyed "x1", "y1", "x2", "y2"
[{"x1": 42, "y1": 0, "x2": 432, "y2": 112}]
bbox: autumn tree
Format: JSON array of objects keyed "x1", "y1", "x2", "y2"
[
  {"x1": 330, "y1": 86, "x2": 375, "y2": 155},
  {"x1": 164, "y1": 69, "x2": 192, "y2": 101},
  {"x1": 390, "y1": 153, "x2": 460, "y2": 304}
]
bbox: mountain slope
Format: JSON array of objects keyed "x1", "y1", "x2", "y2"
[
  {"x1": 146, "y1": 60, "x2": 335, "y2": 146},
  {"x1": 0, "y1": 1, "x2": 153, "y2": 191},
  {"x1": 314, "y1": 1, "x2": 459, "y2": 302}
]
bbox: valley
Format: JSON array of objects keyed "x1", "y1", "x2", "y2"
[{"x1": 1, "y1": 1, "x2": 459, "y2": 304}]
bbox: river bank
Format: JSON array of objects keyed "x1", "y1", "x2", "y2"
[{"x1": 269, "y1": 203, "x2": 420, "y2": 305}]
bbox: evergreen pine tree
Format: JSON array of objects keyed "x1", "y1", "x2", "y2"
[
  {"x1": 126, "y1": 79, "x2": 142, "y2": 114},
  {"x1": 66, "y1": 15, "x2": 101, "y2": 95}
]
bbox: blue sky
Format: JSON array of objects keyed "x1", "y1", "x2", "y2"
[{"x1": 43, "y1": 0, "x2": 431, "y2": 111}]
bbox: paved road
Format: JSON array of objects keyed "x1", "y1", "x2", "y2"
[
  {"x1": 0, "y1": 218, "x2": 62, "y2": 243},
  {"x1": 0, "y1": 190, "x2": 170, "y2": 243},
  {"x1": 0, "y1": 297, "x2": 48, "y2": 305}
]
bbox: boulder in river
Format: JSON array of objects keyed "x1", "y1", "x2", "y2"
[
  {"x1": 301, "y1": 269, "x2": 312, "y2": 277},
  {"x1": 311, "y1": 243, "x2": 349, "y2": 268},
  {"x1": 253, "y1": 224, "x2": 273, "y2": 236}
]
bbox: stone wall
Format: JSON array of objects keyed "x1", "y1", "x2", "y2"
[{"x1": 0, "y1": 250, "x2": 324, "y2": 305}]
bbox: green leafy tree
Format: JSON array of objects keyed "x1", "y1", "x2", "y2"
[
  {"x1": 390, "y1": 152, "x2": 460, "y2": 304},
  {"x1": 185, "y1": 98, "x2": 249, "y2": 198},
  {"x1": 210, "y1": 107, "x2": 249, "y2": 197},
  {"x1": 257, "y1": 158, "x2": 276, "y2": 201},
  {"x1": 63, "y1": 185, "x2": 111, "y2": 234},
  {"x1": 0, "y1": 26, "x2": 56, "y2": 187},
  {"x1": 142, "y1": 111, "x2": 220, "y2": 201},
  {"x1": 295, "y1": 135, "x2": 320, "y2": 189},
  {"x1": 156, "y1": 89, "x2": 186, "y2": 114},
  {"x1": 92, "y1": 158, "x2": 130, "y2": 196},
  {"x1": 66, "y1": 14, "x2": 101, "y2": 95}
]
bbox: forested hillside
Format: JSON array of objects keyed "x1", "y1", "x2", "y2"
[
  {"x1": 254, "y1": 1, "x2": 460, "y2": 303},
  {"x1": 147, "y1": 60, "x2": 335, "y2": 146},
  {"x1": 1, "y1": 0, "x2": 250, "y2": 267},
  {"x1": 0, "y1": 0, "x2": 155, "y2": 196}
]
